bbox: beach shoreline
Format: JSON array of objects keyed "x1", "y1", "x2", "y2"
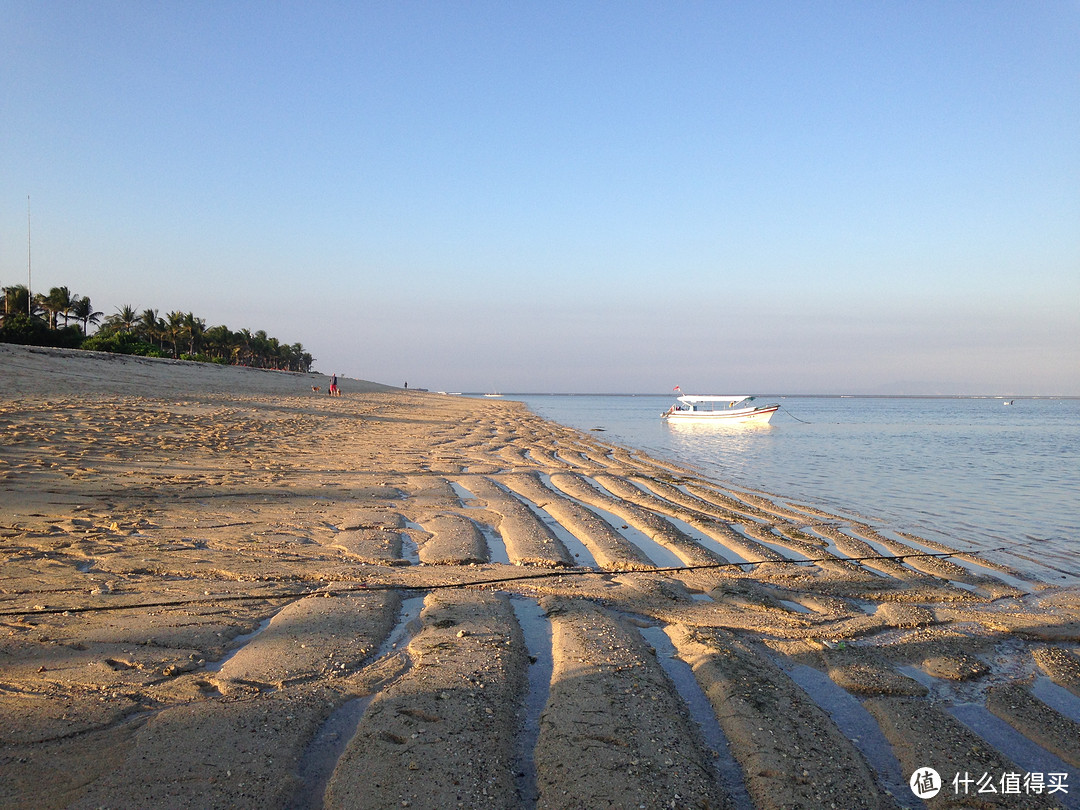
[{"x1": 1, "y1": 344, "x2": 1078, "y2": 809}]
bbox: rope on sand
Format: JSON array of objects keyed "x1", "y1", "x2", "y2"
[{"x1": 0, "y1": 546, "x2": 1014, "y2": 618}]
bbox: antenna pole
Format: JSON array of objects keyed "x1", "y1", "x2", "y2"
[{"x1": 27, "y1": 196, "x2": 32, "y2": 314}]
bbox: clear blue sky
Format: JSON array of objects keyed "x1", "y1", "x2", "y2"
[{"x1": 3, "y1": 2, "x2": 1078, "y2": 394}]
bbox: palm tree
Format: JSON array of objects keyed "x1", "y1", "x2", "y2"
[
  {"x1": 39, "y1": 286, "x2": 74, "y2": 329},
  {"x1": 2, "y1": 285, "x2": 38, "y2": 322},
  {"x1": 250, "y1": 330, "x2": 270, "y2": 368},
  {"x1": 183, "y1": 312, "x2": 205, "y2": 356},
  {"x1": 34, "y1": 294, "x2": 53, "y2": 329},
  {"x1": 138, "y1": 309, "x2": 161, "y2": 347},
  {"x1": 165, "y1": 311, "x2": 186, "y2": 358},
  {"x1": 105, "y1": 305, "x2": 139, "y2": 334},
  {"x1": 279, "y1": 342, "x2": 297, "y2": 371},
  {"x1": 55, "y1": 286, "x2": 75, "y2": 328},
  {"x1": 3, "y1": 280, "x2": 312, "y2": 369},
  {"x1": 232, "y1": 328, "x2": 253, "y2": 365},
  {"x1": 203, "y1": 325, "x2": 235, "y2": 363},
  {"x1": 70, "y1": 296, "x2": 102, "y2": 336},
  {"x1": 285, "y1": 343, "x2": 314, "y2": 373}
]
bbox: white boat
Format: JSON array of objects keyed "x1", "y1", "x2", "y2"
[{"x1": 662, "y1": 395, "x2": 779, "y2": 424}]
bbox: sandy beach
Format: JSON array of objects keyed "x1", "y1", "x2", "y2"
[{"x1": 1, "y1": 343, "x2": 1078, "y2": 809}]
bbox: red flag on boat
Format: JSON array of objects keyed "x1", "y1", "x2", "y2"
[{"x1": 673, "y1": 385, "x2": 681, "y2": 392}]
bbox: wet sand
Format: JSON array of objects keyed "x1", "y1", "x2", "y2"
[{"x1": 2, "y1": 343, "x2": 1078, "y2": 809}]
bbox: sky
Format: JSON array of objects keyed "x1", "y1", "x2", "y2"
[{"x1": 2, "y1": 2, "x2": 1078, "y2": 395}]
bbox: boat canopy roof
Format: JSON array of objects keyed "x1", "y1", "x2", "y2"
[{"x1": 676, "y1": 395, "x2": 753, "y2": 404}]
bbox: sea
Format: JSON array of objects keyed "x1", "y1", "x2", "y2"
[{"x1": 499, "y1": 394, "x2": 1080, "y2": 587}]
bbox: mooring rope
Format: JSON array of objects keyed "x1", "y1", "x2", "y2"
[
  {"x1": 779, "y1": 405, "x2": 812, "y2": 424},
  {"x1": 0, "y1": 545, "x2": 1015, "y2": 618}
]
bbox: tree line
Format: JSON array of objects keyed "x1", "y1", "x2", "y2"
[{"x1": 1, "y1": 284, "x2": 314, "y2": 373}]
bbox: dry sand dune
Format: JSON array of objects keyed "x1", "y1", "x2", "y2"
[
  {"x1": 1, "y1": 344, "x2": 1078, "y2": 808},
  {"x1": 0, "y1": 343, "x2": 395, "y2": 397}
]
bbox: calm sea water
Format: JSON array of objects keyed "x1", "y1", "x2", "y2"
[{"x1": 505, "y1": 394, "x2": 1080, "y2": 585}]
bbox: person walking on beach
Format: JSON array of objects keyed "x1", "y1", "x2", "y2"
[{"x1": 329, "y1": 373, "x2": 338, "y2": 397}]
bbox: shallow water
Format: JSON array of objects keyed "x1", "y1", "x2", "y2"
[
  {"x1": 663, "y1": 514, "x2": 752, "y2": 565},
  {"x1": 204, "y1": 615, "x2": 275, "y2": 672},
  {"x1": 512, "y1": 395, "x2": 1080, "y2": 584},
  {"x1": 638, "y1": 624, "x2": 752, "y2": 807},
  {"x1": 400, "y1": 522, "x2": 422, "y2": 565},
  {"x1": 947, "y1": 704, "x2": 1079, "y2": 810},
  {"x1": 576, "y1": 499, "x2": 684, "y2": 568},
  {"x1": 510, "y1": 486, "x2": 600, "y2": 568},
  {"x1": 783, "y1": 663, "x2": 918, "y2": 808},
  {"x1": 293, "y1": 696, "x2": 370, "y2": 810},
  {"x1": 512, "y1": 597, "x2": 553, "y2": 807},
  {"x1": 1032, "y1": 677, "x2": 1080, "y2": 725},
  {"x1": 449, "y1": 480, "x2": 512, "y2": 563},
  {"x1": 292, "y1": 593, "x2": 426, "y2": 809}
]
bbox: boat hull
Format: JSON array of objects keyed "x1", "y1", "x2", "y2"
[{"x1": 662, "y1": 404, "x2": 779, "y2": 424}]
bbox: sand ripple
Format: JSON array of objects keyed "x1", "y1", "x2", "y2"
[{"x1": 1, "y1": 346, "x2": 1077, "y2": 809}]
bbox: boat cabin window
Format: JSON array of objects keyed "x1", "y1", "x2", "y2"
[{"x1": 674, "y1": 397, "x2": 751, "y2": 412}]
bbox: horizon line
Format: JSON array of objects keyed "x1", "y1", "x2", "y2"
[{"x1": 448, "y1": 391, "x2": 1080, "y2": 400}]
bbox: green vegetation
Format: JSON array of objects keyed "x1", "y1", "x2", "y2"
[{"x1": 1, "y1": 285, "x2": 314, "y2": 372}]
